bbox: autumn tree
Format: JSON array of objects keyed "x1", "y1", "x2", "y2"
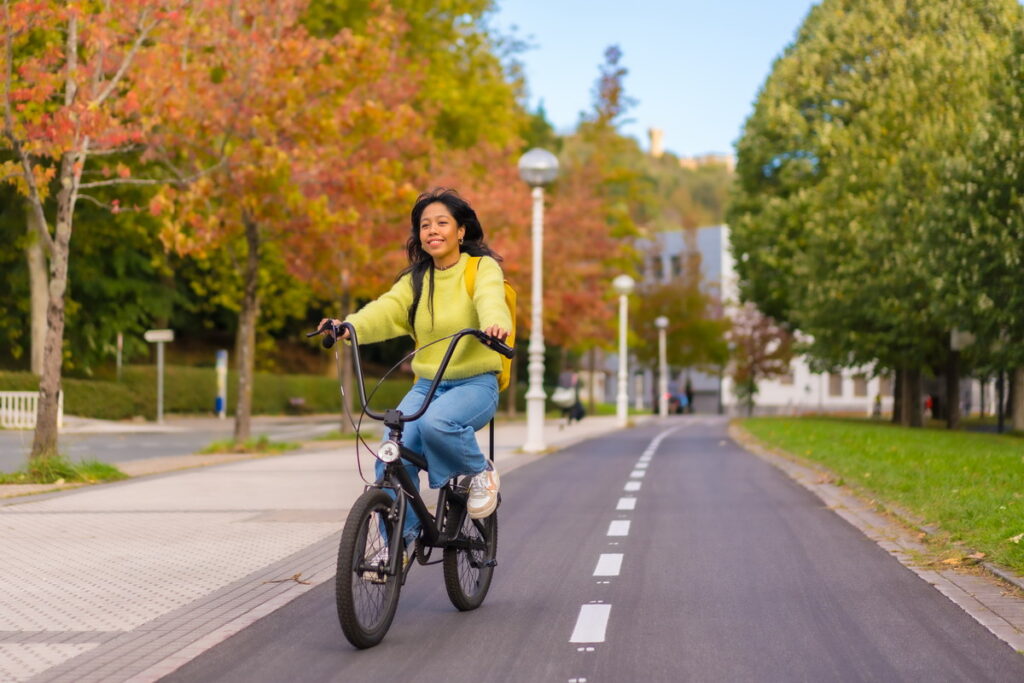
[
  {"x1": 726, "y1": 303, "x2": 793, "y2": 416},
  {"x1": 146, "y1": 1, "x2": 426, "y2": 443},
  {"x1": 1, "y1": 0, "x2": 186, "y2": 460}
]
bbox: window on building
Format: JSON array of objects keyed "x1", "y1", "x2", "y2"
[
  {"x1": 651, "y1": 256, "x2": 663, "y2": 282},
  {"x1": 878, "y1": 376, "x2": 893, "y2": 396},
  {"x1": 670, "y1": 254, "x2": 682, "y2": 278},
  {"x1": 853, "y1": 375, "x2": 868, "y2": 397},
  {"x1": 829, "y1": 373, "x2": 843, "y2": 396}
]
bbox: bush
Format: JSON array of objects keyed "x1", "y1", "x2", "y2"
[
  {"x1": 0, "y1": 367, "x2": 415, "y2": 420},
  {"x1": 0, "y1": 371, "x2": 138, "y2": 420}
]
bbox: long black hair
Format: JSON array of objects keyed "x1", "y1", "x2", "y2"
[{"x1": 399, "y1": 188, "x2": 502, "y2": 331}]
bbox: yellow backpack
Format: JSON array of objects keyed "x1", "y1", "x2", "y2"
[{"x1": 465, "y1": 256, "x2": 516, "y2": 392}]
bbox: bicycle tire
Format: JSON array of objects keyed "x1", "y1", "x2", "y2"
[
  {"x1": 336, "y1": 488, "x2": 403, "y2": 648},
  {"x1": 442, "y1": 497, "x2": 497, "y2": 611}
]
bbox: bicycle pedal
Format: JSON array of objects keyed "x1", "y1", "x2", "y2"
[{"x1": 484, "y1": 559, "x2": 497, "y2": 568}]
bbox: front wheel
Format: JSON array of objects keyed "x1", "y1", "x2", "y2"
[
  {"x1": 336, "y1": 488, "x2": 403, "y2": 648},
  {"x1": 442, "y1": 500, "x2": 498, "y2": 611}
]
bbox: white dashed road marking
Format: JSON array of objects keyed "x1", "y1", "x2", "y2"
[
  {"x1": 624, "y1": 481, "x2": 641, "y2": 492},
  {"x1": 607, "y1": 520, "x2": 631, "y2": 537},
  {"x1": 594, "y1": 553, "x2": 623, "y2": 576},
  {"x1": 570, "y1": 604, "x2": 612, "y2": 643},
  {"x1": 616, "y1": 497, "x2": 636, "y2": 510}
]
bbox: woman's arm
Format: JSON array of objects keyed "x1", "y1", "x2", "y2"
[
  {"x1": 473, "y1": 257, "x2": 512, "y2": 340},
  {"x1": 343, "y1": 275, "x2": 415, "y2": 344}
]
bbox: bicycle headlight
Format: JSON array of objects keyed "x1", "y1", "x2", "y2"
[{"x1": 377, "y1": 440, "x2": 401, "y2": 463}]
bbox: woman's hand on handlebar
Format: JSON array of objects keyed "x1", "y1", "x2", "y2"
[
  {"x1": 482, "y1": 324, "x2": 508, "y2": 342},
  {"x1": 317, "y1": 318, "x2": 350, "y2": 341}
]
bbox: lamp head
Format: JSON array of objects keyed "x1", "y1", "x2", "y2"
[
  {"x1": 655, "y1": 316, "x2": 669, "y2": 329},
  {"x1": 612, "y1": 274, "x2": 635, "y2": 296},
  {"x1": 518, "y1": 148, "x2": 560, "y2": 187}
]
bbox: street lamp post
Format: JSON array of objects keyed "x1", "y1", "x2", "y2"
[
  {"x1": 655, "y1": 316, "x2": 669, "y2": 417},
  {"x1": 612, "y1": 274, "x2": 635, "y2": 427},
  {"x1": 518, "y1": 148, "x2": 559, "y2": 453}
]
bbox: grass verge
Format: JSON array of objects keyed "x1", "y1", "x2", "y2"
[
  {"x1": 199, "y1": 434, "x2": 299, "y2": 455},
  {"x1": 0, "y1": 456, "x2": 127, "y2": 484},
  {"x1": 740, "y1": 416, "x2": 1024, "y2": 575},
  {"x1": 313, "y1": 429, "x2": 360, "y2": 441}
]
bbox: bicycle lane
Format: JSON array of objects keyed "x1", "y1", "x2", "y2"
[
  {"x1": 157, "y1": 419, "x2": 669, "y2": 682},
  {"x1": 572, "y1": 417, "x2": 1024, "y2": 682}
]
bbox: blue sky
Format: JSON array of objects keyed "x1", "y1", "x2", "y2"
[{"x1": 491, "y1": 1, "x2": 819, "y2": 158}]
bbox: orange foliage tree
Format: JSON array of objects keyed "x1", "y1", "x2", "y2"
[
  {"x1": 1, "y1": 0, "x2": 186, "y2": 460},
  {"x1": 145, "y1": 0, "x2": 426, "y2": 441}
]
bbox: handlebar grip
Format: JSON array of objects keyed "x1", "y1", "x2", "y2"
[{"x1": 473, "y1": 331, "x2": 514, "y2": 358}]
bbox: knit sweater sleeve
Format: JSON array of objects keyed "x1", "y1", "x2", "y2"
[
  {"x1": 343, "y1": 275, "x2": 414, "y2": 344},
  {"x1": 473, "y1": 256, "x2": 512, "y2": 331}
]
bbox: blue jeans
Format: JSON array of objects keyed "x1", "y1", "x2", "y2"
[{"x1": 376, "y1": 373, "x2": 499, "y2": 544}]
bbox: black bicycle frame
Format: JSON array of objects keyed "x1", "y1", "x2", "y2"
[{"x1": 337, "y1": 322, "x2": 510, "y2": 568}]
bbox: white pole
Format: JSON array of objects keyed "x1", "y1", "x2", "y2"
[
  {"x1": 658, "y1": 327, "x2": 668, "y2": 417},
  {"x1": 156, "y1": 341, "x2": 165, "y2": 424},
  {"x1": 616, "y1": 293, "x2": 629, "y2": 427},
  {"x1": 523, "y1": 185, "x2": 547, "y2": 453}
]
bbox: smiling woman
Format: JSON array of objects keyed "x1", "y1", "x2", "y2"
[{"x1": 318, "y1": 188, "x2": 513, "y2": 536}]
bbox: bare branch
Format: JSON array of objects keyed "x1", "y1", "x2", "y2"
[
  {"x1": 77, "y1": 157, "x2": 227, "y2": 190},
  {"x1": 78, "y1": 176, "x2": 165, "y2": 189},
  {"x1": 93, "y1": 10, "x2": 158, "y2": 107},
  {"x1": 76, "y1": 193, "x2": 143, "y2": 213}
]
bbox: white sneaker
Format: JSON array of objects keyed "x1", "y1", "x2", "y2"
[{"x1": 467, "y1": 466, "x2": 500, "y2": 519}]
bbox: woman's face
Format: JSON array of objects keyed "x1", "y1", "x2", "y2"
[{"x1": 419, "y1": 202, "x2": 465, "y2": 268}]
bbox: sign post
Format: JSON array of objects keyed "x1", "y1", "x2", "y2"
[
  {"x1": 144, "y1": 329, "x2": 174, "y2": 423},
  {"x1": 215, "y1": 349, "x2": 228, "y2": 419}
]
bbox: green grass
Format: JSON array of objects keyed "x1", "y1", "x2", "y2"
[
  {"x1": 0, "y1": 456, "x2": 127, "y2": 484},
  {"x1": 312, "y1": 429, "x2": 360, "y2": 441},
  {"x1": 198, "y1": 434, "x2": 299, "y2": 455},
  {"x1": 740, "y1": 416, "x2": 1024, "y2": 574}
]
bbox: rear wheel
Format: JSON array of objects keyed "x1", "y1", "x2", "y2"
[
  {"x1": 336, "y1": 488, "x2": 403, "y2": 648},
  {"x1": 442, "y1": 499, "x2": 497, "y2": 611}
]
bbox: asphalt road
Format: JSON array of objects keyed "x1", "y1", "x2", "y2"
[
  {"x1": 164, "y1": 419, "x2": 1024, "y2": 682},
  {"x1": 0, "y1": 419, "x2": 339, "y2": 472}
]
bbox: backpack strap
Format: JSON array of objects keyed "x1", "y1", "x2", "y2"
[{"x1": 464, "y1": 255, "x2": 482, "y2": 297}]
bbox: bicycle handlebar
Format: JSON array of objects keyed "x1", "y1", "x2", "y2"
[{"x1": 308, "y1": 321, "x2": 514, "y2": 423}]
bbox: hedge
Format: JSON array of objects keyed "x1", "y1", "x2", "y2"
[{"x1": 0, "y1": 367, "x2": 411, "y2": 420}]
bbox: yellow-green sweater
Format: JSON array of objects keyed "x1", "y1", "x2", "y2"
[{"x1": 345, "y1": 253, "x2": 512, "y2": 380}]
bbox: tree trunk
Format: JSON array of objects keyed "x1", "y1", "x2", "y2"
[
  {"x1": 979, "y1": 375, "x2": 987, "y2": 418},
  {"x1": 232, "y1": 213, "x2": 261, "y2": 444},
  {"x1": 907, "y1": 368, "x2": 923, "y2": 428},
  {"x1": 997, "y1": 372, "x2": 1006, "y2": 433},
  {"x1": 892, "y1": 369, "x2": 903, "y2": 425},
  {"x1": 588, "y1": 347, "x2": 598, "y2": 416},
  {"x1": 26, "y1": 207, "x2": 48, "y2": 376},
  {"x1": 1012, "y1": 367, "x2": 1024, "y2": 432},
  {"x1": 30, "y1": 154, "x2": 79, "y2": 460},
  {"x1": 946, "y1": 350, "x2": 960, "y2": 430}
]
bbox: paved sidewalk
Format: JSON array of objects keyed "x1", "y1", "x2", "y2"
[{"x1": 0, "y1": 414, "x2": 648, "y2": 682}]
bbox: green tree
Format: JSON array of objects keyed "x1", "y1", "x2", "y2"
[
  {"x1": 937, "y1": 24, "x2": 1024, "y2": 430},
  {"x1": 728, "y1": 0, "x2": 1021, "y2": 426}
]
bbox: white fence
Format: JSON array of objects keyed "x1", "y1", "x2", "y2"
[{"x1": 0, "y1": 391, "x2": 63, "y2": 430}]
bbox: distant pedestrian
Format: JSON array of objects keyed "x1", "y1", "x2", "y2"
[{"x1": 684, "y1": 377, "x2": 695, "y2": 414}]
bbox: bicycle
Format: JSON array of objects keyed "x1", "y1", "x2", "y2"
[{"x1": 309, "y1": 320, "x2": 515, "y2": 649}]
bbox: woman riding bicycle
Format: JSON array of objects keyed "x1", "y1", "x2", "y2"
[{"x1": 321, "y1": 188, "x2": 511, "y2": 549}]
